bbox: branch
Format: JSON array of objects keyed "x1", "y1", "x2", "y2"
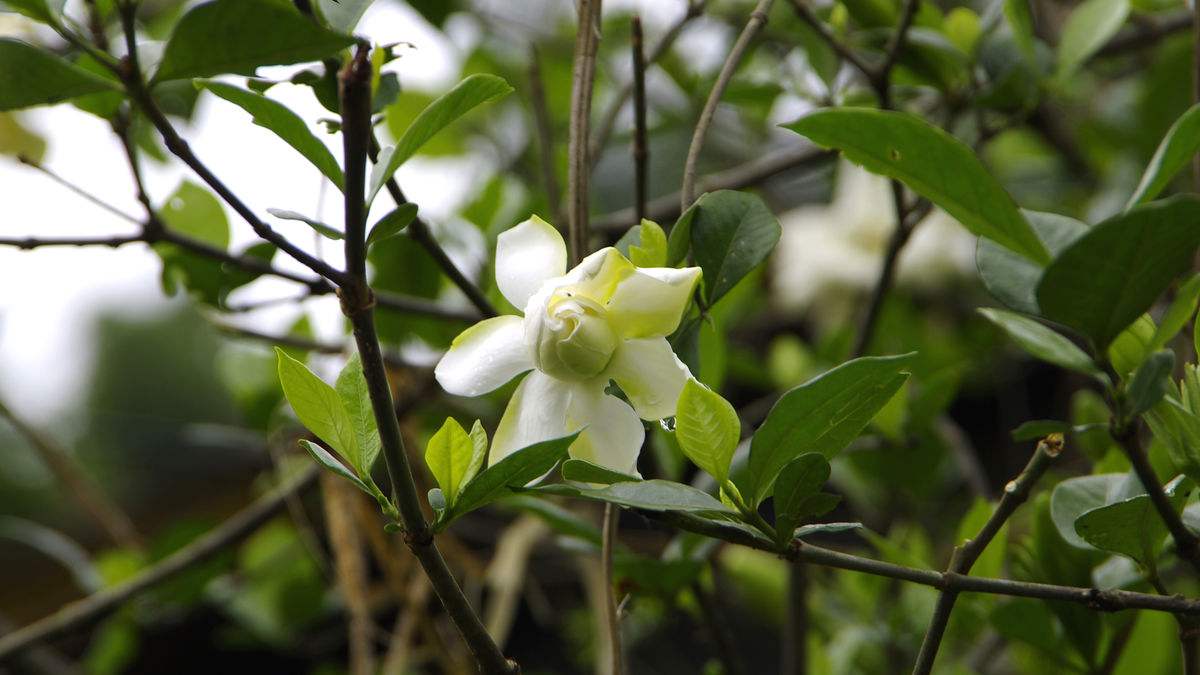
[
  {"x1": 568, "y1": 0, "x2": 603, "y2": 264},
  {"x1": 601, "y1": 504, "x2": 623, "y2": 675},
  {"x1": 1093, "y1": 11, "x2": 1190, "y2": 60},
  {"x1": 0, "y1": 466, "x2": 320, "y2": 663},
  {"x1": 680, "y1": 0, "x2": 775, "y2": 211},
  {"x1": 337, "y1": 46, "x2": 517, "y2": 675},
  {"x1": 784, "y1": 0, "x2": 874, "y2": 80},
  {"x1": 589, "y1": 0, "x2": 707, "y2": 162},
  {"x1": 875, "y1": 0, "x2": 919, "y2": 97},
  {"x1": 527, "y1": 45, "x2": 565, "y2": 226},
  {"x1": 911, "y1": 435, "x2": 1062, "y2": 674},
  {"x1": 212, "y1": 322, "x2": 415, "y2": 371},
  {"x1": 15, "y1": 156, "x2": 141, "y2": 224}
]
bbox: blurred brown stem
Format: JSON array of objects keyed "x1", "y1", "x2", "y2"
[
  {"x1": 568, "y1": 0, "x2": 603, "y2": 264},
  {"x1": 631, "y1": 15, "x2": 648, "y2": 223},
  {"x1": 321, "y1": 474, "x2": 376, "y2": 675}
]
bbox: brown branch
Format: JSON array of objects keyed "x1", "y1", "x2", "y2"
[
  {"x1": 568, "y1": 0, "x2": 603, "y2": 264},
  {"x1": 681, "y1": 0, "x2": 775, "y2": 211},
  {"x1": 631, "y1": 15, "x2": 648, "y2": 223},
  {"x1": 784, "y1": 0, "x2": 874, "y2": 80},
  {"x1": 527, "y1": 45, "x2": 564, "y2": 225},
  {"x1": 212, "y1": 322, "x2": 416, "y2": 371},
  {"x1": 15, "y1": 156, "x2": 141, "y2": 224}
]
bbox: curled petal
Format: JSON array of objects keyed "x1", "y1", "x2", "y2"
[
  {"x1": 495, "y1": 215, "x2": 567, "y2": 310},
  {"x1": 561, "y1": 247, "x2": 634, "y2": 304},
  {"x1": 567, "y1": 383, "x2": 645, "y2": 475},
  {"x1": 435, "y1": 316, "x2": 532, "y2": 397},
  {"x1": 490, "y1": 370, "x2": 572, "y2": 465},
  {"x1": 605, "y1": 337, "x2": 692, "y2": 420},
  {"x1": 606, "y1": 266, "x2": 701, "y2": 338}
]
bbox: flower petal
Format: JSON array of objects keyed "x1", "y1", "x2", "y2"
[
  {"x1": 567, "y1": 384, "x2": 645, "y2": 474},
  {"x1": 495, "y1": 215, "x2": 567, "y2": 309},
  {"x1": 605, "y1": 337, "x2": 692, "y2": 420},
  {"x1": 605, "y1": 266, "x2": 701, "y2": 338},
  {"x1": 435, "y1": 316, "x2": 532, "y2": 397},
  {"x1": 490, "y1": 370, "x2": 572, "y2": 465},
  {"x1": 560, "y1": 247, "x2": 635, "y2": 304}
]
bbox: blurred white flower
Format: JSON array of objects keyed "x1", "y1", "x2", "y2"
[{"x1": 771, "y1": 159, "x2": 976, "y2": 323}]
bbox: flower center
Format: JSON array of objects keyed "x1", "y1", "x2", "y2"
[{"x1": 530, "y1": 291, "x2": 618, "y2": 381}]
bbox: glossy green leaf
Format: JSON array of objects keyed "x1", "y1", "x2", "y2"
[
  {"x1": 424, "y1": 418, "x2": 477, "y2": 507},
  {"x1": 979, "y1": 308, "x2": 1103, "y2": 378},
  {"x1": 794, "y1": 522, "x2": 862, "y2": 538},
  {"x1": 0, "y1": 39, "x2": 119, "y2": 111},
  {"x1": 773, "y1": 453, "x2": 832, "y2": 543},
  {"x1": 744, "y1": 353, "x2": 914, "y2": 505},
  {"x1": 464, "y1": 420, "x2": 488, "y2": 489},
  {"x1": 976, "y1": 210, "x2": 1088, "y2": 315},
  {"x1": 368, "y1": 74, "x2": 513, "y2": 204},
  {"x1": 299, "y1": 440, "x2": 373, "y2": 496},
  {"x1": 784, "y1": 108, "x2": 1048, "y2": 264},
  {"x1": 195, "y1": 80, "x2": 344, "y2": 190},
  {"x1": 1127, "y1": 350, "x2": 1175, "y2": 419},
  {"x1": 1149, "y1": 273, "x2": 1200, "y2": 352},
  {"x1": 317, "y1": 0, "x2": 373, "y2": 32},
  {"x1": 153, "y1": 0, "x2": 356, "y2": 83},
  {"x1": 267, "y1": 208, "x2": 344, "y2": 240},
  {"x1": 561, "y1": 459, "x2": 641, "y2": 484},
  {"x1": 1127, "y1": 104, "x2": 1200, "y2": 207},
  {"x1": 447, "y1": 433, "x2": 576, "y2": 522},
  {"x1": 557, "y1": 479, "x2": 735, "y2": 515},
  {"x1": 275, "y1": 348, "x2": 358, "y2": 464},
  {"x1": 334, "y1": 353, "x2": 380, "y2": 474},
  {"x1": 1037, "y1": 195, "x2": 1200, "y2": 350},
  {"x1": 683, "y1": 190, "x2": 780, "y2": 305},
  {"x1": 1074, "y1": 477, "x2": 1189, "y2": 567},
  {"x1": 366, "y1": 203, "x2": 418, "y2": 247},
  {"x1": 1056, "y1": 0, "x2": 1129, "y2": 79},
  {"x1": 674, "y1": 379, "x2": 740, "y2": 483},
  {"x1": 1050, "y1": 474, "x2": 1127, "y2": 548}
]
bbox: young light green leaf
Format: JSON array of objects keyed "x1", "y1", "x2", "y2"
[
  {"x1": 335, "y1": 353, "x2": 380, "y2": 474},
  {"x1": 675, "y1": 379, "x2": 740, "y2": 483},
  {"x1": 366, "y1": 203, "x2": 418, "y2": 246},
  {"x1": 1126, "y1": 350, "x2": 1175, "y2": 419},
  {"x1": 979, "y1": 308, "x2": 1103, "y2": 379},
  {"x1": 1127, "y1": 104, "x2": 1200, "y2": 208},
  {"x1": 686, "y1": 190, "x2": 780, "y2": 305},
  {"x1": 1056, "y1": 0, "x2": 1129, "y2": 80},
  {"x1": 275, "y1": 347, "x2": 358, "y2": 464},
  {"x1": 267, "y1": 208, "x2": 344, "y2": 240},
  {"x1": 1149, "y1": 273, "x2": 1200, "y2": 352},
  {"x1": 368, "y1": 74, "x2": 513, "y2": 204},
  {"x1": 744, "y1": 353, "x2": 914, "y2": 505},
  {"x1": 1108, "y1": 314, "x2": 1156, "y2": 377},
  {"x1": 424, "y1": 418, "x2": 477, "y2": 507},
  {"x1": 153, "y1": 0, "x2": 356, "y2": 83},
  {"x1": 1074, "y1": 477, "x2": 1189, "y2": 568},
  {"x1": 0, "y1": 39, "x2": 119, "y2": 111},
  {"x1": 446, "y1": 432, "x2": 577, "y2": 523},
  {"x1": 1146, "y1": 398, "x2": 1200, "y2": 485},
  {"x1": 464, "y1": 420, "x2": 488, "y2": 488},
  {"x1": 629, "y1": 219, "x2": 668, "y2": 268},
  {"x1": 317, "y1": 0, "x2": 374, "y2": 33},
  {"x1": 1003, "y1": 0, "x2": 1037, "y2": 63},
  {"x1": 561, "y1": 458, "x2": 641, "y2": 484},
  {"x1": 299, "y1": 440, "x2": 374, "y2": 496},
  {"x1": 1036, "y1": 195, "x2": 1200, "y2": 350},
  {"x1": 1050, "y1": 473, "x2": 1126, "y2": 548},
  {"x1": 4, "y1": 0, "x2": 65, "y2": 23},
  {"x1": 195, "y1": 80, "x2": 344, "y2": 190},
  {"x1": 976, "y1": 210, "x2": 1088, "y2": 315},
  {"x1": 784, "y1": 108, "x2": 1048, "y2": 264},
  {"x1": 773, "y1": 453, "x2": 833, "y2": 543}
]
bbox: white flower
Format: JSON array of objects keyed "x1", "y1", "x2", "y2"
[
  {"x1": 435, "y1": 216, "x2": 702, "y2": 474},
  {"x1": 771, "y1": 159, "x2": 976, "y2": 323}
]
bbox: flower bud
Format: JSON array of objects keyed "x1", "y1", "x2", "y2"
[{"x1": 528, "y1": 292, "x2": 618, "y2": 381}]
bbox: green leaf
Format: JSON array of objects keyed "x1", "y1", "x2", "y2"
[
  {"x1": 1011, "y1": 419, "x2": 1070, "y2": 441},
  {"x1": 368, "y1": 74, "x2": 513, "y2": 204},
  {"x1": 464, "y1": 420, "x2": 488, "y2": 488},
  {"x1": 446, "y1": 433, "x2": 577, "y2": 523},
  {"x1": 794, "y1": 522, "x2": 862, "y2": 538},
  {"x1": 1050, "y1": 474, "x2": 1127, "y2": 548},
  {"x1": 1056, "y1": 0, "x2": 1129, "y2": 80},
  {"x1": 1146, "y1": 398, "x2": 1200, "y2": 485},
  {"x1": 685, "y1": 190, "x2": 781, "y2": 305},
  {"x1": 366, "y1": 203, "x2": 418, "y2": 247},
  {"x1": 784, "y1": 108, "x2": 1048, "y2": 264},
  {"x1": 1149, "y1": 273, "x2": 1200, "y2": 352},
  {"x1": 1074, "y1": 477, "x2": 1189, "y2": 567},
  {"x1": 666, "y1": 203, "x2": 696, "y2": 267},
  {"x1": 561, "y1": 459, "x2": 641, "y2": 484},
  {"x1": 275, "y1": 348, "x2": 358, "y2": 464},
  {"x1": 424, "y1": 418, "x2": 477, "y2": 507},
  {"x1": 195, "y1": 80, "x2": 344, "y2": 190},
  {"x1": 1127, "y1": 350, "x2": 1175, "y2": 419},
  {"x1": 976, "y1": 210, "x2": 1088, "y2": 315},
  {"x1": 1037, "y1": 195, "x2": 1200, "y2": 350},
  {"x1": 551, "y1": 480, "x2": 735, "y2": 516},
  {"x1": 317, "y1": 0, "x2": 373, "y2": 33},
  {"x1": 674, "y1": 379, "x2": 740, "y2": 483},
  {"x1": 979, "y1": 308, "x2": 1104, "y2": 378},
  {"x1": 161, "y1": 181, "x2": 229, "y2": 246},
  {"x1": 1127, "y1": 104, "x2": 1200, "y2": 208},
  {"x1": 629, "y1": 219, "x2": 668, "y2": 268},
  {"x1": 773, "y1": 453, "x2": 833, "y2": 543},
  {"x1": 1003, "y1": 0, "x2": 1037, "y2": 63},
  {"x1": 266, "y1": 208, "x2": 344, "y2": 240},
  {"x1": 0, "y1": 39, "x2": 119, "y2": 111},
  {"x1": 4, "y1": 0, "x2": 64, "y2": 23},
  {"x1": 153, "y1": 0, "x2": 356, "y2": 83},
  {"x1": 744, "y1": 353, "x2": 914, "y2": 505},
  {"x1": 334, "y1": 353, "x2": 380, "y2": 475},
  {"x1": 1109, "y1": 314, "x2": 1157, "y2": 377},
  {"x1": 299, "y1": 440, "x2": 374, "y2": 496}
]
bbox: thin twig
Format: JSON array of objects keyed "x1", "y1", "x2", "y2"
[
  {"x1": 527, "y1": 45, "x2": 564, "y2": 225},
  {"x1": 0, "y1": 466, "x2": 320, "y2": 663},
  {"x1": 600, "y1": 504, "x2": 623, "y2": 675},
  {"x1": 15, "y1": 156, "x2": 141, "y2": 224},
  {"x1": 876, "y1": 0, "x2": 919, "y2": 99},
  {"x1": 1093, "y1": 11, "x2": 1190, "y2": 60},
  {"x1": 911, "y1": 435, "x2": 1062, "y2": 674},
  {"x1": 631, "y1": 15, "x2": 648, "y2": 223},
  {"x1": 0, "y1": 399, "x2": 143, "y2": 551},
  {"x1": 568, "y1": 0, "x2": 603, "y2": 264},
  {"x1": 213, "y1": 322, "x2": 415, "y2": 371},
  {"x1": 680, "y1": 0, "x2": 775, "y2": 211},
  {"x1": 784, "y1": 0, "x2": 874, "y2": 80}
]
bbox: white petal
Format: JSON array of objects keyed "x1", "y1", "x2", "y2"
[
  {"x1": 495, "y1": 215, "x2": 567, "y2": 310},
  {"x1": 605, "y1": 266, "x2": 701, "y2": 338},
  {"x1": 567, "y1": 384, "x2": 645, "y2": 474},
  {"x1": 604, "y1": 337, "x2": 692, "y2": 420},
  {"x1": 490, "y1": 370, "x2": 572, "y2": 465},
  {"x1": 435, "y1": 316, "x2": 532, "y2": 397}
]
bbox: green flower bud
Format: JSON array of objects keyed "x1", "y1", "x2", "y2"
[{"x1": 529, "y1": 293, "x2": 618, "y2": 381}]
